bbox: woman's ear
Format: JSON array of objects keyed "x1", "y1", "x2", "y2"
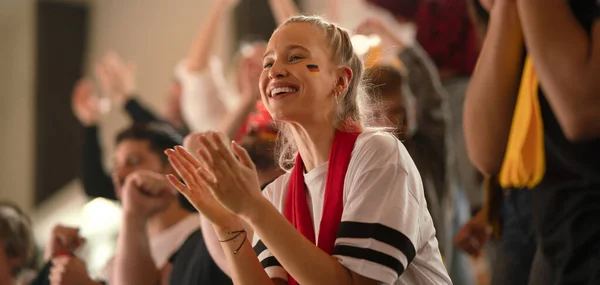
[{"x1": 335, "y1": 66, "x2": 353, "y2": 96}]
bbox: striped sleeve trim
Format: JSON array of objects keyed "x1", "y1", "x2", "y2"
[
  {"x1": 253, "y1": 239, "x2": 267, "y2": 256},
  {"x1": 334, "y1": 221, "x2": 416, "y2": 275},
  {"x1": 254, "y1": 239, "x2": 285, "y2": 273},
  {"x1": 260, "y1": 256, "x2": 282, "y2": 269},
  {"x1": 333, "y1": 245, "x2": 406, "y2": 276}
]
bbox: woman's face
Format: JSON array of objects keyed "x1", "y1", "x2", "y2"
[{"x1": 259, "y1": 23, "x2": 340, "y2": 124}]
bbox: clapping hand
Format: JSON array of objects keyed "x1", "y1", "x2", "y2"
[{"x1": 166, "y1": 132, "x2": 264, "y2": 226}]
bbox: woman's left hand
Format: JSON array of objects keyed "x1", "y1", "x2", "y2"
[{"x1": 196, "y1": 131, "x2": 264, "y2": 220}]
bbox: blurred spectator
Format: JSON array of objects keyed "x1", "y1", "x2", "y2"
[
  {"x1": 366, "y1": 0, "x2": 484, "y2": 218},
  {"x1": 463, "y1": 0, "x2": 600, "y2": 283},
  {"x1": 32, "y1": 123, "x2": 206, "y2": 285},
  {"x1": 0, "y1": 201, "x2": 36, "y2": 285},
  {"x1": 176, "y1": 0, "x2": 265, "y2": 138}
]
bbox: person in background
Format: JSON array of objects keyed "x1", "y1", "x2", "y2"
[
  {"x1": 356, "y1": 15, "x2": 479, "y2": 284},
  {"x1": 77, "y1": 52, "x2": 190, "y2": 203},
  {"x1": 0, "y1": 202, "x2": 35, "y2": 285},
  {"x1": 364, "y1": 0, "x2": 483, "y2": 215},
  {"x1": 33, "y1": 123, "x2": 205, "y2": 285},
  {"x1": 455, "y1": 2, "x2": 537, "y2": 285},
  {"x1": 463, "y1": 0, "x2": 600, "y2": 283},
  {"x1": 175, "y1": 0, "x2": 267, "y2": 139}
]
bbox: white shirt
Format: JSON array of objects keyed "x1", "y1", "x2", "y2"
[
  {"x1": 253, "y1": 131, "x2": 451, "y2": 285},
  {"x1": 99, "y1": 214, "x2": 200, "y2": 283},
  {"x1": 175, "y1": 56, "x2": 239, "y2": 133}
]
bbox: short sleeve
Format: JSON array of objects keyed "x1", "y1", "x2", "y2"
[
  {"x1": 333, "y1": 133, "x2": 425, "y2": 284},
  {"x1": 252, "y1": 186, "x2": 289, "y2": 281},
  {"x1": 174, "y1": 58, "x2": 237, "y2": 133}
]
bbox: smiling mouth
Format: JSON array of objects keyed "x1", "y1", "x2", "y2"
[{"x1": 269, "y1": 87, "x2": 299, "y2": 98}]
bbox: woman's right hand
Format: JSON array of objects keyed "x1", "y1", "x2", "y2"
[{"x1": 165, "y1": 145, "x2": 240, "y2": 229}]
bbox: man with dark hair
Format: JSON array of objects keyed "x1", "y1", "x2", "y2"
[
  {"x1": 113, "y1": 117, "x2": 284, "y2": 285},
  {"x1": 0, "y1": 201, "x2": 35, "y2": 285},
  {"x1": 33, "y1": 123, "x2": 230, "y2": 285}
]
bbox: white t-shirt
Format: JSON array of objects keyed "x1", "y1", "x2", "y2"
[
  {"x1": 99, "y1": 214, "x2": 200, "y2": 283},
  {"x1": 175, "y1": 56, "x2": 239, "y2": 133},
  {"x1": 252, "y1": 131, "x2": 451, "y2": 285}
]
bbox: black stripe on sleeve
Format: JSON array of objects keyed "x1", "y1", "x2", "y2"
[
  {"x1": 337, "y1": 221, "x2": 417, "y2": 263},
  {"x1": 260, "y1": 256, "x2": 283, "y2": 270},
  {"x1": 253, "y1": 239, "x2": 268, "y2": 257},
  {"x1": 333, "y1": 245, "x2": 406, "y2": 276}
]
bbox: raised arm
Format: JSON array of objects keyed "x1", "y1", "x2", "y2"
[
  {"x1": 185, "y1": 0, "x2": 240, "y2": 72},
  {"x1": 71, "y1": 79, "x2": 117, "y2": 200},
  {"x1": 113, "y1": 171, "x2": 178, "y2": 285},
  {"x1": 95, "y1": 52, "x2": 161, "y2": 123},
  {"x1": 463, "y1": 1, "x2": 524, "y2": 175},
  {"x1": 518, "y1": 0, "x2": 600, "y2": 141},
  {"x1": 217, "y1": 57, "x2": 262, "y2": 140},
  {"x1": 268, "y1": 0, "x2": 299, "y2": 25}
]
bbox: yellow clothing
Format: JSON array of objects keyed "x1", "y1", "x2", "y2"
[{"x1": 498, "y1": 56, "x2": 545, "y2": 189}]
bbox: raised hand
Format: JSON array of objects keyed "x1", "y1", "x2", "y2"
[
  {"x1": 49, "y1": 256, "x2": 99, "y2": 285},
  {"x1": 238, "y1": 55, "x2": 261, "y2": 100},
  {"x1": 95, "y1": 52, "x2": 137, "y2": 106},
  {"x1": 117, "y1": 170, "x2": 178, "y2": 220},
  {"x1": 71, "y1": 79, "x2": 101, "y2": 126},
  {"x1": 355, "y1": 17, "x2": 406, "y2": 53},
  {"x1": 165, "y1": 144, "x2": 239, "y2": 229},
  {"x1": 44, "y1": 225, "x2": 85, "y2": 261}
]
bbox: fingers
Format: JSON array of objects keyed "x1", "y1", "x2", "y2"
[
  {"x1": 166, "y1": 174, "x2": 188, "y2": 195},
  {"x1": 53, "y1": 225, "x2": 81, "y2": 250},
  {"x1": 49, "y1": 259, "x2": 65, "y2": 285},
  {"x1": 94, "y1": 61, "x2": 111, "y2": 91},
  {"x1": 196, "y1": 167, "x2": 217, "y2": 190},
  {"x1": 231, "y1": 141, "x2": 256, "y2": 170},
  {"x1": 174, "y1": 145, "x2": 202, "y2": 169},
  {"x1": 454, "y1": 225, "x2": 484, "y2": 257},
  {"x1": 166, "y1": 149, "x2": 201, "y2": 187},
  {"x1": 199, "y1": 133, "x2": 237, "y2": 171},
  {"x1": 210, "y1": 132, "x2": 239, "y2": 167}
]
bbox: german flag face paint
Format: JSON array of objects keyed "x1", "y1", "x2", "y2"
[{"x1": 306, "y1": 64, "x2": 320, "y2": 76}]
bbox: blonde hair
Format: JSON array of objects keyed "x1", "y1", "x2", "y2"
[{"x1": 275, "y1": 15, "x2": 383, "y2": 170}]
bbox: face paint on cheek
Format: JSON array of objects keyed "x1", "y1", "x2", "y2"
[{"x1": 306, "y1": 64, "x2": 320, "y2": 76}]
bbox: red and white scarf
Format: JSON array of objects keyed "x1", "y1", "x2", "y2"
[{"x1": 284, "y1": 128, "x2": 361, "y2": 285}]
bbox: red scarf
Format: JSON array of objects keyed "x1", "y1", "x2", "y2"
[{"x1": 284, "y1": 129, "x2": 361, "y2": 285}]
